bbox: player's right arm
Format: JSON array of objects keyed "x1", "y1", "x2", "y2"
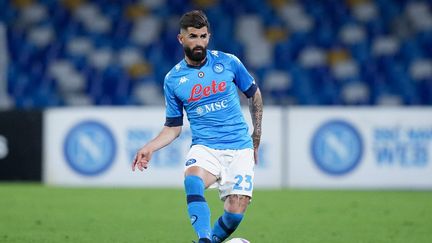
[
  {"x1": 132, "y1": 125, "x2": 182, "y2": 171},
  {"x1": 132, "y1": 71, "x2": 184, "y2": 171}
]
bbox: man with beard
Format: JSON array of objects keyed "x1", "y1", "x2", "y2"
[{"x1": 132, "y1": 10, "x2": 263, "y2": 243}]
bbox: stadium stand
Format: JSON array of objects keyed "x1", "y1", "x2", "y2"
[{"x1": 0, "y1": 0, "x2": 431, "y2": 108}]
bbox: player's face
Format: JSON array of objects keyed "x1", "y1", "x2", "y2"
[{"x1": 178, "y1": 27, "x2": 210, "y2": 63}]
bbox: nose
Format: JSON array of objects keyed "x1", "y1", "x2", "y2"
[
  {"x1": 194, "y1": 38, "x2": 206, "y2": 47},
  {"x1": 194, "y1": 42, "x2": 204, "y2": 49}
]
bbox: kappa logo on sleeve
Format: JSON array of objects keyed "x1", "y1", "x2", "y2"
[
  {"x1": 211, "y1": 50, "x2": 219, "y2": 57},
  {"x1": 179, "y1": 76, "x2": 189, "y2": 84}
]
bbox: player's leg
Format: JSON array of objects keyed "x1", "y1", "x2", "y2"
[
  {"x1": 211, "y1": 195, "x2": 250, "y2": 243},
  {"x1": 211, "y1": 148, "x2": 254, "y2": 243},
  {"x1": 185, "y1": 166, "x2": 217, "y2": 243},
  {"x1": 184, "y1": 146, "x2": 219, "y2": 243}
]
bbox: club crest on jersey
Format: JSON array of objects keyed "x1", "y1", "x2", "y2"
[
  {"x1": 198, "y1": 71, "x2": 205, "y2": 78},
  {"x1": 213, "y1": 63, "x2": 224, "y2": 73}
]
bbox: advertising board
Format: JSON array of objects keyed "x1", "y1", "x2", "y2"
[{"x1": 287, "y1": 107, "x2": 432, "y2": 189}]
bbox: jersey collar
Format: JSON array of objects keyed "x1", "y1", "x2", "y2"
[{"x1": 184, "y1": 56, "x2": 208, "y2": 69}]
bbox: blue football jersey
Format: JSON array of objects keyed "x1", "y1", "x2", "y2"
[{"x1": 163, "y1": 50, "x2": 257, "y2": 150}]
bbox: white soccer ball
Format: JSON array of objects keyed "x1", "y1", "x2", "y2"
[{"x1": 225, "y1": 238, "x2": 250, "y2": 243}]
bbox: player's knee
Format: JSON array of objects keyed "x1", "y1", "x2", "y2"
[{"x1": 224, "y1": 195, "x2": 250, "y2": 213}]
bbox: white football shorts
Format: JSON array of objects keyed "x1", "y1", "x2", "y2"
[{"x1": 184, "y1": 144, "x2": 255, "y2": 200}]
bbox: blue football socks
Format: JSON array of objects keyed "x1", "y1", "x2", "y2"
[
  {"x1": 211, "y1": 211, "x2": 244, "y2": 243},
  {"x1": 184, "y1": 175, "x2": 211, "y2": 241}
]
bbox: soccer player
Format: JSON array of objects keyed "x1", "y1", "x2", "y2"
[{"x1": 132, "y1": 10, "x2": 263, "y2": 243}]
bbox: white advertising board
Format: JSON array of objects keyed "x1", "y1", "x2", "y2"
[
  {"x1": 43, "y1": 107, "x2": 282, "y2": 188},
  {"x1": 287, "y1": 107, "x2": 432, "y2": 189},
  {"x1": 44, "y1": 107, "x2": 186, "y2": 187}
]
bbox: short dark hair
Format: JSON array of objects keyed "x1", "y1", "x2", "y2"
[{"x1": 179, "y1": 10, "x2": 210, "y2": 31}]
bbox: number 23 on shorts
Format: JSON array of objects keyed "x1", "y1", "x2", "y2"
[{"x1": 233, "y1": 175, "x2": 253, "y2": 191}]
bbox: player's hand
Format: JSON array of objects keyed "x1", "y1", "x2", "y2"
[{"x1": 132, "y1": 146, "x2": 153, "y2": 171}]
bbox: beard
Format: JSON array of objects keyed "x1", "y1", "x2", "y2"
[{"x1": 184, "y1": 45, "x2": 207, "y2": 62}]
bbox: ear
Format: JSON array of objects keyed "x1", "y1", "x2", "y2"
[{"x1": 177, "y1": 34, "x2": 183, "y2": 44}]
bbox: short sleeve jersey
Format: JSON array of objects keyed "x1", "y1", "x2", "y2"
[{"x1": 163, "y1": 50, "x2": 257, "y2": 150}]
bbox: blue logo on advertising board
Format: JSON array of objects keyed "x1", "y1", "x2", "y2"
[
  {"x1": 64, "y1": 121, "x2": 116, "y2": 176},
  {"x1": 311, "y1": 120, "x2": 363, "y2": 175}
]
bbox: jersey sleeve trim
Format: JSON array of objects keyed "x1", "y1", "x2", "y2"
[
  {"x1": 243, "y1": 83, "x2": 258, "y2": 98},
  {"x1": 165, "y1": 116, "x2": 183, "y2": 127}
]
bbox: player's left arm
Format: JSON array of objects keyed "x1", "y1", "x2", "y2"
[
  {"x1": 248, "y1": 86, "x2": 263, "y2": 164},
  {"x1": 227, "y1": 52, "x2": 263, "y2": 163}
]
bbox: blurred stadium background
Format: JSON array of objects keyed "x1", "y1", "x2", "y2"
[
  {"x1": 0, "y1": 0, "x2": 431, "y2": 108},
  {"x1": 1, "y1": 0, "x2": 432, "y2": 242}
]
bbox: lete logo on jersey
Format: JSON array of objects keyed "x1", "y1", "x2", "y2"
[{"x1": 188, "y1": 80, "x2": 226, "y2": 102}]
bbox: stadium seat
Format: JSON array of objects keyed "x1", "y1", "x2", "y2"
[{"x1": 1, "y1": 0, "x2": 431, "y2": 107}]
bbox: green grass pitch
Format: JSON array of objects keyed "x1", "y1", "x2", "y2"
[{"x1": 1, "y1": 183, "x2": 431, "y2": 243}]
